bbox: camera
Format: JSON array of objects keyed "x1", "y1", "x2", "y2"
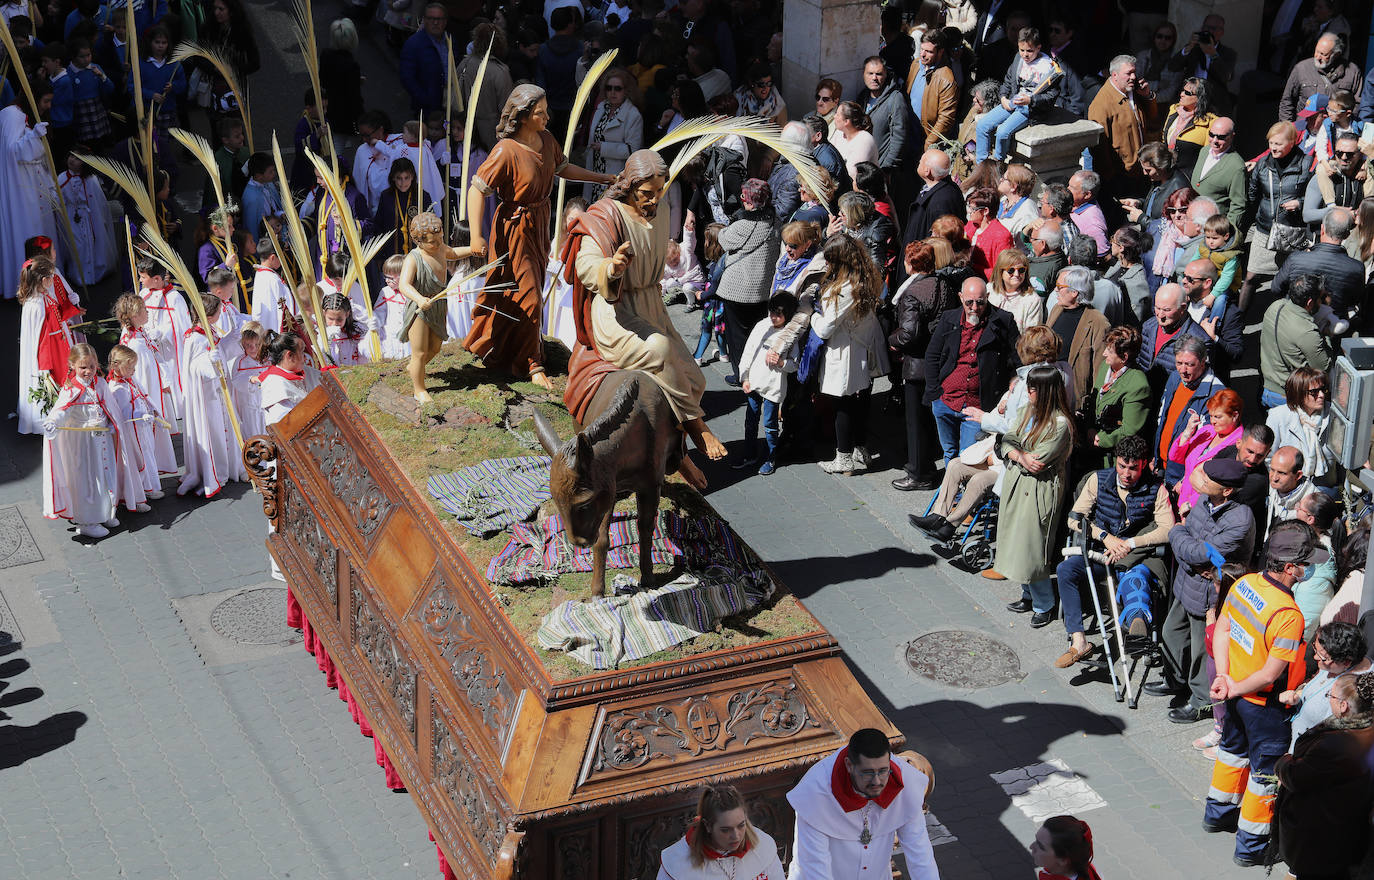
[{"x1": 1195, "y1": 30, "x2": 1214, "y2": 45}]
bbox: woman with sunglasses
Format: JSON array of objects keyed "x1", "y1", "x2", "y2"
[
  {"x1": 735, "y1": 61, "x2": 788, "y2": 125},
  {"x1": 987, "y1": 248, "x2": 1042, "y2": 331},
  {"x1": 1135, "y1": 22, "x2": 1184, "y2": 105},
  {"x1": 1161, "y1": 77, "x2": 1216, "y2": 170},
  {"x1": 1239, "y1": 121, "x2": 1312, "y2": 311},
  {"x1": 1266, "y1": 366, "x2": 1340, "y2": 488},
  {"x1": 583, "y1": 68, "x2": 644, "y2": 202}
]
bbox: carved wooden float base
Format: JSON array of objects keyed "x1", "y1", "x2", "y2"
[{"x1": 245, "y1": 374, "x2": 900, "y2": 879}]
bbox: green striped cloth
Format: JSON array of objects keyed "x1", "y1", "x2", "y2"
[{"x1": 536, "y1": 565, "x2": 775, "y2": 669}]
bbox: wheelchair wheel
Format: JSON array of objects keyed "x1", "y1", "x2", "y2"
[{"x1": 962, "y1": 539, "x2": 993, "y2": 572}]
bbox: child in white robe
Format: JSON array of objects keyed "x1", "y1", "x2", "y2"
[
  {"x1": 57, "y1": 153, "x2": 116, "y2": 285},
  {"x1": 16, "y1": 257, "x2": 80, "y2": 435},
  {"x1": 178, "y1": 292, "x2": 248, "y2": 498},
  {"x1": 248, "y1": 235, "x2": 299, "y2": 333},
  {"x1": 322, "y1": 293, "x2": 372, "y2": 366},
  {"x1": 259, "y1": 329, "x2": 311, "y2": 586},
  {"x1": 42, "y1": 345, "x2": 119, "y2": 538},
  {"x1": 231, "y1": 321, "x2": 267, "y2": 438},
  {"x1": 443, "y1": 222, "x2": 481, "y2": 341},
  {"x1": 206, "y1": 265, "x2": 245, "y2": 366},
  {"x1": 115, "y1": 293, "x2": 179, "y2": 442},
  {"x1": 105, "y1": 345, "x2": 164, "y2": 513},
  {"x1": 374, "y1": 254, "x2": 410, "y2": 360},
  {"x1": 138, "y1": 257, "x2": 192, "y2": 418}
]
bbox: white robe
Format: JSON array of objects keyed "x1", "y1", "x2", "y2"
[
  {"x1": 177, "y1": 331, "x2": 247, "y2": 498},
  {"x1": 140, "y1": 285, "x2": 192, "y2": 415},
  {"x1": 109, "y1": 372, "x2": 176, "y2": 483},
  {"x1": 209, "y1": 299, "x2": 246, "y2": 366},
  {"x1": 58, "y1": 171, "x2": 116, "y2": 285},
  {"x1": 325, "y1": 325, "x2": 371, "y2": 366},
  {"x1": 42, "y1": 379, "x2": 118, "y2": 525},
  {"x1": 106, "y1": 377, "x2": 151, "y2": 511},
  {"x1": 249, "y1": 266, "x2": 298, "y2": 333},
  {"x1": 260, "y1": 368, "x2": 309, "y2": 426},
  {"x1": 231, "y1": 354, "x2": 266, "y2": 439},
  {"x1": 120, "y1": 325, "x2": 180, "y2": 434},
  {"x1": 0, "y1": 105, "x2": 60, "y2": 296},
  {"x1": 443, "y1": 261, "x2": 482, "y2": 341},
  {"x1": 351, "y1": 134, "x2": 405, "y2": 213},
  {"x1": 18, "y1": 295, "x2": 54, "y2": 435},
  {"x1": 542, "y1": 256, "x2": 578, "y2": 352},
  {"x1": 657, "y1": 828, "x2": 785, "y2": 880},
  {"x1": 374, "y1": 286, "x2": 411, "y2": 359},
  {"x1": 786, "y1": 750, "x2": 939, "y2": 880}
]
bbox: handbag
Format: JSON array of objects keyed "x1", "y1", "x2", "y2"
[
  {"x1": 796, "y1": 328, "x2": 826, "y2": 384},
  {"x1": 187, "y1": 67, "x2": 213, "y2": 109},
  {"x1": 1264, "y1": 169, "x2": 1313, "y2": 253}
]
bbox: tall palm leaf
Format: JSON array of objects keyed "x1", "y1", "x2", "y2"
[
  {"x1": 552, "y1": 48, "x2": 618, "y2": 252},
  {"x1": 171, "y1": 40, "x2": 253, "y2": 148},
  {"x1": 305, "y1": 148, "x2": 383, "y2": 360},
  {"x1": 458, "y1": 39, "x2": 491, "y2": 222},
  {"x1": 650, "y1": 114, "x2": 826, "y2": 199}
]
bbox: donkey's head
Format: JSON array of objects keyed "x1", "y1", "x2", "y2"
[{"x1": 532, "y1": 408, "x2": 615, "y2": 548}]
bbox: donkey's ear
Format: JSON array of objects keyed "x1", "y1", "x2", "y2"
[
  {"x1": 574, "y1": 432, "x2": 594, "y2": 475},
  {"x1": 530, "y1": 408, "x2": 562, "y2": 457}
]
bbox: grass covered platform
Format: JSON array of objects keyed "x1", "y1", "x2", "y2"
[{"x1": 332, "y1": 343, "x2": 821, "y2": 680}]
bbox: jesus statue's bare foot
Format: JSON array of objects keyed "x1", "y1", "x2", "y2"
[
  {"x1": 684, "y1": 418, "x2": 727, "y2": 460},
  {"x1": 678, "y1": 455, "x2": 708, "y2": 490},
  {"x1": 414, "y1": 388, "x2": 433, "y2": 404},
  {"x1": 530, "y1": 370, "x2": 554, "y2": 391}
]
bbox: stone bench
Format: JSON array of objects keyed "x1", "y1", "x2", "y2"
[{"x1": 1010, "y1": 109, "x2": 1103, "y2": 188}]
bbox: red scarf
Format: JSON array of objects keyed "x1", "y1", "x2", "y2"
[
  {"x1": 830, "y1": 747, "x2": 905, "y2": 811},
  {"x1": 258, "y1": 365, "x2": 305, "y2": 383}
]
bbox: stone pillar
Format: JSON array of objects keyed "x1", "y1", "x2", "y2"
[
  {"x1": 1011, "y1": 117, "x2": 1102, "y2": 188},
  {"x1": 1169, "y1": 0, "x2": 1263, "y2": 82},
  {"x1": 781, "y1": 0, "x2": 879, "y2": 123}
]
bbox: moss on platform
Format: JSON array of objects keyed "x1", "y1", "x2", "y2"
[{"x1": 333, "y1": 343, "x2": 820, "y2": 680}]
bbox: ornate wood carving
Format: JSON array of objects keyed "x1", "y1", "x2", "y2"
[
  {"x1": 242, "y1": 435, "x2": 279, "y2": 527},
  {"x1": 432, "y1": 708, "x2": 508, "y2": 864},
  {"x1": 622, "y1": 790, "x2": 792, "y2": 880},
  {"x1": 280, "y1": 474, "x2": 337, "y2": 605},
  {"x1": 416, "y1": 577, "x2": 519, "y2": 754},
  {"x1": 594, "y1": 678, "x2": 820, "y2": 773},
  {"x1": 301, "y1": 412, "x2": 394, "y2": 542},
  {"x1": 553, "y1": 826, "x2": 596, "y2": 880},
  {"x1": 351, "y1": 583, "x2": 417, "y2": 742}
]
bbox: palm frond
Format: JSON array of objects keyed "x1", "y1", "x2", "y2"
[
  {"x1": 123, "y1": 0, "x2": 143, "y2": 123},
  {"x1": 447, "y1": 36, "x2": 461, "y2": 115},
  {"x1": 81, "y1": 154, "x2": 157, "y2": 225},
  {"x1": 171, "y1": 40, "x2": 253, "y2": 148},
  {"x1": 305, "y1": 148, "x2": 382, "y2": 360},
  {"x1": 291, "y1": 0, "x2": 332, "y2": 170},
  {"x1": 271, "y1": 132, "x2": 329, "y2": 356},
  {"x1": 339, "y1": 232, "x2": 396, "y2": 293},
  {"x1": 139, "y1": 226, "x2": 244, "y2": 447},
  {"x1": 433, "y1": 256, "x2": 505, "y2": 301},
  {"x1": 171, "y1": 127, "x2": 223, "y2": 208},
  {"x1": 458, "y1": 39, "x2": 491, "y2": 222},
  {"x1": 651, "y1": 114, "x2": 827, "y2": 200},
  {"x1": 553, "y1": 48, "x2": 619, "y2": 252}
]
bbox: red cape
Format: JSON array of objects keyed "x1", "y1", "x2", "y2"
[{"x1": 557, "y1": 199, "x2": 628, "y2": 424}]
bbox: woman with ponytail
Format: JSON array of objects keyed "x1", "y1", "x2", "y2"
[
  {"x1": 657, "y1": 784, "x2": 784, "y2": 880},
  {"x1": 1030, "y1": 815, "x2": 1102, "y2": 880}
]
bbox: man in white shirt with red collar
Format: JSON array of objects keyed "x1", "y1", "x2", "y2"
[{"x1": 786, "y1": 728, "x2": 940, "y2": 879}]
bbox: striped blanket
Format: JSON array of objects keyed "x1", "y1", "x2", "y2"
[
  {"x1": 427, "y1": 456, "x2": 551, "y2": 538},
  {"x1": 534, "y1": 513, "x2": 777, "y2": 669},
  {"x1": 485, "y1": 511, "x2": 681, "y2": 586}
]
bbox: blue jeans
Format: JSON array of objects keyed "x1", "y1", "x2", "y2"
[
  {"x1": 1055, "y1": 555, "x2": 1107, "y2": 635},
  {"x1": 975, "y1": 104, "x2": 1031, "y2": 161},
  {"x1": 1021, "y1": 577, "x2": 1056, "y2": 614},
  {"x1": 1260, "y1": 387, "x2": 1286, "y2": 409},
  {"x1": 932, "y1": 398, "x2": 981, "y2": 463},
  {"x1": 744, "y1": 392, "x2": 780, "y2": 462}
]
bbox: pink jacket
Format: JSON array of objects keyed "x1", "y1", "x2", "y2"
[
  {"x1": 662, "y1": 225, "x2": 706, "y2": 291},
  {"x1": 1169, "y1": 423, "x2": 1242, "y2": 509}
]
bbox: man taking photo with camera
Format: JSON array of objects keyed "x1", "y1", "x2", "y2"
[{"x1": 1167, "y1": 14, "x2": 1236, "y2": 101}]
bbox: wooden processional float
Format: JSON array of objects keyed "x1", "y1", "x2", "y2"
[{"x1": 244, "y1": 373, "x2": 902, "y2": 879}]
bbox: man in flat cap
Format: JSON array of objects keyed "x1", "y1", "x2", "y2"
[
  {"x1": 1204, "y1": 519, "x2": 1323, "y2": 866},
  {"x1": 1146, "y1": 458, "x2": 1256, "y2": 723}
]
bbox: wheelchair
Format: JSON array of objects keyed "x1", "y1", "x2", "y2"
[{"x1": 921, "y1": 490, "x2": 1000, "y2": 573}]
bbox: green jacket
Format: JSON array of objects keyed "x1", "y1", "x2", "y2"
[
  {"x1": 1087, "y1": 362, "x2": 1150, "y2": 468},
  {"x1": 1259, "y1": 298, "x2": 1335, "y2": 394},
  {"x1": 1190, "y1": 150, "x2": 1247, "y2": 227}
]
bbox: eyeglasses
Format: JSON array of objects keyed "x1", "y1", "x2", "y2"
[
  {"x1": 1208, "y1": 131, "x2": 1232, "y2": 140},
  {"x1": 1003, "y1": 267, "x2": 1027, "y2": 274},
  {"x1": 1181, "y1": 273, "x2": 1205, "y2": 283},
  {"x1": 754, "y1": 79, "x2": 773, "y2": 88},
  {"x1": 1165, "y1": 207, "x2": 1186, "y2": 215},
  {"x1": 1180, "y1": 89, "x2": 1197, "y2": 97},
  {"x1": 1335, "y1": 149, "x2": 1359, "y2": 158},
  {"x1": 961, "y1": 298, "x2": 988, "y2": 307},
  {"x1": 1308, "y1": 387, "x2": 1329, "y2": 397},
  {"x1": 815, "y1": 93, "x2": 836, "y2": 103},
  {"x1": 604, "y1": 84, "x2": 624, "y2": 92}
]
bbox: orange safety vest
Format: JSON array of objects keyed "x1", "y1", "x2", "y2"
[{"x1": 1219, "y1": 573, "x2": 1306, "y2": 706}]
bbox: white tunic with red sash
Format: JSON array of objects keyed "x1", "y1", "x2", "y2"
[
  {"x1": 231, "y1": 354, "x2": 267, "y2": 438},
  {"x1": 177, "y1": 327, "x2": 247, "y2": 498},
  {"x1": 108, "y1": 372, "x2": 176, "y2": 497},
  {"x1": 785, "y1": 748, "x2": 939, "y2": 880},
  {"x1": 42, "y1": 377, "x2": 118, "y2": 524},
  {"x1": 658, "y1": 826, "x2": 785, "y2": 880},
  {"x1": 259, "y1": 365, "x2": 309, "y2": 426},
  {"x1": 120, "y1": 324, "x2": 180, "y2": 430},
  {"x1": 139, "y1": 284, "x2": 192, "y2": 413}
]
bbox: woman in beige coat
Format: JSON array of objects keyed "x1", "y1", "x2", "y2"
[{"x1": 997, "y1": 365, "x2": 1075, "y2": 628}]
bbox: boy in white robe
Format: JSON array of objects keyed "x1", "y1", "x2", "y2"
[
  {"x1": 138, "y1": 258, "x2": 192, "y2": 417},
  {"x1": 785, "y1": 729, "x2": 940, "y2": 880},
  {"x1": 206, "y1": 265, "x2": 246, "y2": 366},
  {"x1": 177, "y1": 292, "x2": 248, "y2": 498},
  {"x1": 375, "y1": 254, "x2": 411, "y2": 360},
  {"x1": 249, "y1": 236, "x2": 299, "y2": 333}
]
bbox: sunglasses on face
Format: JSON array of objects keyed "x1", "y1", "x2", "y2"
[
  {"x1": 1308, "y1": 387, "x2": 1329, "y2": 397},
  {"x1": 1180, "y1": 89, "x2": 1197, "y2": 96},
  {"x1": 605, "y1": 84, "x2": 624, "y2": 92},
  {"x1": 1336, "y1": 149, "x2": 1359, "y2": 158},
  {"x1": 1003, "y1": 267, "x2": 1027, "y2": 274},
  {"x1": 1165, "y1": 207, "x2": 1186, "y2": 215},
  {"x1": 754, "y1": 79, "x2": 773, "y2": 88},
  {"x1": 962, "y1": 298, "x2": 988, "y2": 307},
  {"x1": 1208, "y1": 131, "x2": 1231, "y2": 140},
  {"x1": 815, "y1": 93, "x2": 835, "y2": 102}
]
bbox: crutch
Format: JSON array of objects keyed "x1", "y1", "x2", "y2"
[
  {"x1": 1064, "y1": 513, "x2": 1125, "y2": 702},
  {"x1": 1087, "y1": 546, "x2": 1136, "y2": 707}
]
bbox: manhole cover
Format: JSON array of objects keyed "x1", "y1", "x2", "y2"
[
  {"x1": 904, "y1": 630, "x2": 1023, "y2": 689},
  {"x1": 0, "y1": 506, "x2": 43, "y2": 570},
  {"x1": 210, "y1": 588, "x2": 300, "y2": 646}
]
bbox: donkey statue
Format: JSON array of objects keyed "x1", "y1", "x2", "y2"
[{"x1": 531, "y1": 370, "x2": 684, "y2": 597}]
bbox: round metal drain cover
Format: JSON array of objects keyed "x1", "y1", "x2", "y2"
[
  {"x1": 904, "y1": 630, "x2": 1022, "y2": 689},
  {"x1": 210, "y1": 588, "x2": 301, "y2": 646}
]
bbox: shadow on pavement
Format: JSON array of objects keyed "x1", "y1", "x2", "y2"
[{"x1": 0, "y1": 634, "x2": 88, "y2": 770}]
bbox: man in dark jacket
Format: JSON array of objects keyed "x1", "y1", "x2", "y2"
[
  {"x1": 861, "y1": 56, "x2": 908, "y2": 174},
  {"x1": 1275, "y1": 676, "x2": 1374, "y2": 879},
  {"x1": 538, "y1": 6, "x2": 583, "y2": 135},
  {"x1": 1146, "y1": 458, "x2": 1255, "y2": 723},
  {"x1": 1137, "y1": 283, "x2": 1213, "y2": 392},
  {"x1": 803, "y1": 113, "x2": 849, "y2": 194},
  {"x1": 1151, "y1": 336, "x2": 1226, "y2": 486},
  {"x1": 399, "y1": 3, "x2": 449, "y2": 115},
  {"x1": 1179, "y1": 259, "x2": 1243, "y2": 377},
  {"x1": 922, "y1": 277, "x2": 1020, "y2": 461},
  {"x1": 1273, "y1": 206, "x2": 1366, "y2": 319},
  {"x1": 903, "y1": 149, "x2": 963, "y2": 245}
]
